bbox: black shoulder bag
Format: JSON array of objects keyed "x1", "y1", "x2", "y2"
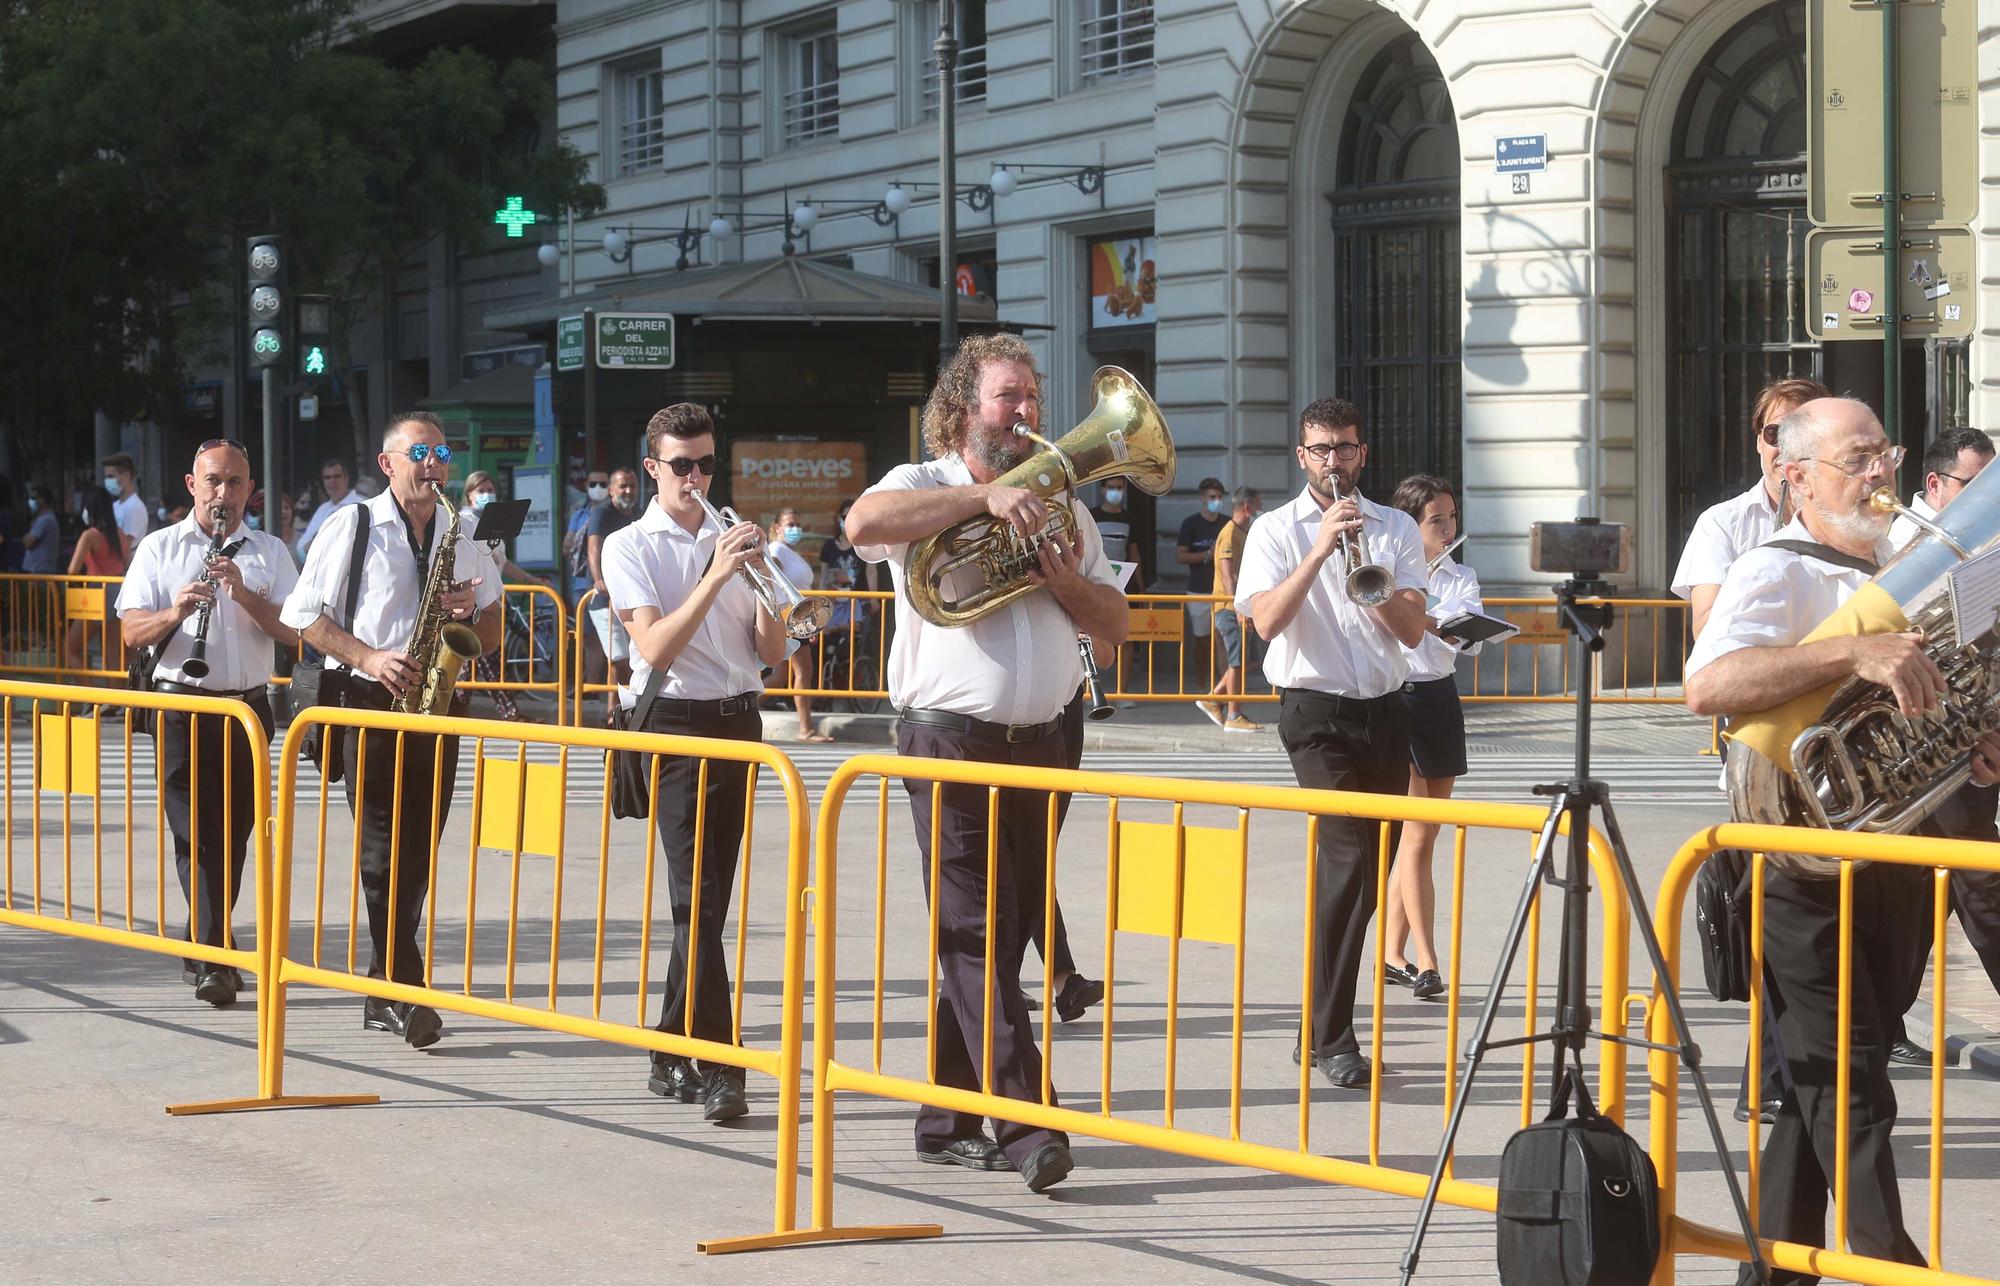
[
  {"x1": 606, "y1": 665, "x2": 668, "y2": 820},
  {"x1": 1496, "y1": 1063, "x2": 1661, "y2": 1285},
  {"x1": 288, "y1": 507, "x2": 371, "y2": 781}
]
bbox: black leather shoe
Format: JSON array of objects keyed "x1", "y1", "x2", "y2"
[
  {"x1": 1889, "y1": 1038, "x2": 1932, "y2": 1066},
  {"x1": 1293, "y1": 1043, "x2": 1373, "y2": 1088},
  {"x1": 193, "y1": 966, "x2": 237, "y2": 1009},
  {"x1": 1733, "y1": 1098, "x2": 1782, "y2": 1124},
  {"x1": 646, "y1": 1055, "x2": 702, "y2": 1104},
  {"x1": 702, "y1": 1067, "x2": 748, "y2": 1123},
  {"x1": 1382, "y1": 960, "x2": 1417, "y2": 988},
  {"x1": 1056, "y1": 975, "x2": 1105, "y2": 1023},
  {"x1": 1410, "y1": 969, "x2": 1445, "y2": 1001},
  {"x1": 362, "y1": 996, "x2": 401, "y2": 1034},
  {"x1": 401, "y1": 1003, "x2": 442, "y2": 1050},
  {"x1": 916, "y1": 1136, "x2": 1014, "y2": 1171},
  {"x1": 1019, "y1": 1139, "x2": 1074, "y2": 1192}
]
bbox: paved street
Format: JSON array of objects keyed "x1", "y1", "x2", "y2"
[{"x1": 5, "y1": 704, "x2": 2000, "y2": 1284}]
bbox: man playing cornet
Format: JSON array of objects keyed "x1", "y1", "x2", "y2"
[{"x1": 845, "y1": 334, "x2": 1128, "y2": 1193}]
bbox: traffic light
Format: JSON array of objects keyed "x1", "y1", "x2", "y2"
[
  {"x1": 296, "y1": 293, "x2": 332, "y2": 382},
  {"x1": 247, "y1": 234, "x2": 284, "y2": 369}
]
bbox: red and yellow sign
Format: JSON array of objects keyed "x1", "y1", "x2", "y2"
[
  {"x1": 1127, "y1": 603, "x2": 1183, "y2": 643},
  {"x1": 729, "y1": 440, "x2": 868, "y2": 567}
]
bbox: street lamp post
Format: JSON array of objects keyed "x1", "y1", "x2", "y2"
[{"x1": 936, "y1": 0, "x2": 959, "y2": 366}]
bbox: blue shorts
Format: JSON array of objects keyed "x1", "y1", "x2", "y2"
[{"x1": 1213, "y1": 608, "x2": 1243, "y2": 668}]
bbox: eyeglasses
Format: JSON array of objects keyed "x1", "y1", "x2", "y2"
[
  {"x1": 656, "y1": 454, "x2": 719, "y2": 477},
  {"x1": 398, "y1": 443, "x2": 453, "y2": 464},
  {"x1": 198, "y1": 438, "x2": 248, "y2": 456},
  {"x1": 1759, "y1": 423, "x2": 1783, "y2": 447},
  {"x1": 1812, "y1": 445, "x2": 1905, "y2": 478},
  {"x1": 1301, "y1": 441, "x2": 1364, "y2": 462},
  {"x1": 1939, "y1": 471, "x2": 1973, "y2": 487}
]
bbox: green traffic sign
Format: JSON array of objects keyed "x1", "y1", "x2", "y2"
[
  {"x1": 595, "y1": 312, "x2": 674, "y2": 370},
  {"x1": 556, "y1": 315, "x2": 585, "y2": 371}
]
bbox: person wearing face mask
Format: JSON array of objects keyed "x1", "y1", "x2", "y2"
[
  {"x1": 583, "y1": 467, "x2": 640, "y2": 719},
  {"x1": 460, "y1": 471, "x2": 539, "y2": 585},
  {"x1": 102, "y1": 452, "x2": 149, "y2": 548},
  {"x1": 567, "y1": 470, "x2": 612, "y2": 595},
  {"x1": 765, "y1": 508, "x2": 832, "y2": 742},
  {"x1": 1176, "y1": 477, "x2": 1231, "y2": 707},
  {"x1": 22, "y1": 485, "x2": 62, "y2": 574},
  {"x1": 1236, "y1": 398, "x2": 1430, "y2": 1090}
]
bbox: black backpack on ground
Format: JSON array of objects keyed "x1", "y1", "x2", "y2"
[{"x1": 1495, "y1": 1061, "x2": 1661, "y2": 1286}]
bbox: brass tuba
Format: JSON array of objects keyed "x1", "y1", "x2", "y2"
[
  {"x1": 906, "y1": 365, "x2": 1174, "y2": 628},
  {"x1": 1726, "y1": 476, "x2": 2000, "y2": 859},
  {"x1": 392, "y1": 483, "x2": 486, "y2": 716}
]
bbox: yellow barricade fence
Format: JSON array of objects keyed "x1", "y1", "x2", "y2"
[
  {"x1": 0, "y1": 679, "x2": 275, "y2": 1113},
  {"x1": 258, "y1": 705, "x2": 813, "y2": 1241},
  {"x1": 451, "y1": 582, "x2": 571, "y2": 724},
  {"x1": 711, "y1": 753, "x2": 1642, "y2": 1253},
  {"x1": 1649, "y1": 825, "x2": 2000, "y2": 1286},
  {"x1": 0, "y1": 572, "x2": 132, "y2": 683}
]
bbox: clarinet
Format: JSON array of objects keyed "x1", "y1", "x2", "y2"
[
  {"x1": 181, "y1": 506, "x2": 245, "y2": 681},
  {"x1": 1078, "y1": 634, "x2": 1115, "y2": 722}
]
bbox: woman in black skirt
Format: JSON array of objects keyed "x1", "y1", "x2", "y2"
[{"x1": 1383, "y1": 475, "x2": 1484, "y2": 1000}]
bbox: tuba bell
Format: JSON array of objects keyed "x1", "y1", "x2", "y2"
[{"x1": 906, "y1": 365, "x2": 1175, "y2": 628}]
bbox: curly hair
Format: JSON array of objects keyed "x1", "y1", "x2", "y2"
[{"x1": 921, "y1": 333, "x2": 1041, "y2": 459}]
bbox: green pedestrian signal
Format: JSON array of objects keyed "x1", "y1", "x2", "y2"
[{"x1": 302, "y1": 344, "x2": 328, "y2": 377}]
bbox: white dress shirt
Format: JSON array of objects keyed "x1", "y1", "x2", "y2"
[
  {"x1": 767, "y1": 540, "x2": 813, "y2": 590},
  {"x1": 113, "y1": 492, "x2": 149, "y2": 548},
  {"x1": 115, "y1": 517, "x2": 299, "y2": 691},
  {"x1": 1684, "y1": 516, "x2": 1887, "y2": 679},
  {"x1": 279, "y1": 491, "x2": 502, "y2": 686},
  {"x1": 1671, "y1": 478, "x2": 1783, "y2": 600},
  {"x1": 1887, "y1": 491, "x2": 1937, "y2": 552},
  {"x1": 602, "y1": 499, "x2": 767, "y2": 707},
  {"x1": 1408, "y1": 557, "x2": 1487, "y2": 682},
  {"x1": 853, "y1": 455, "x2": 1118, "y2": 726},
  {"x1": 295, "y1": 489, "x2": 364, "y2": 558},
  {"x1": 1233, "y1": 487, "x2": 1429, "y2": 699}
]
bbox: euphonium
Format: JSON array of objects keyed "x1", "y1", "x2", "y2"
[
  {"x1": 392, "y1": 483, "x2": 485, "y2": 716},
  {"x1": 685, "y1": 486, "x2": 831, "y2": 640},
  {"x1": 1726, "y1": 475, "x2": 2000, "y2": 853},
  {"x1": 906, "y1": 365, "x2": 1175, "y2": 628}
]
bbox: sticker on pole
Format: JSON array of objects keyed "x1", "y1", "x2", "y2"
[{"x1": 1847, "y1": 289, "x2": 1873, "y2": 314}]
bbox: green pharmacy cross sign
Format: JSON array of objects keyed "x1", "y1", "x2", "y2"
[{"x1": 493, "y1": 196, "x2": 539, "y2": 238}]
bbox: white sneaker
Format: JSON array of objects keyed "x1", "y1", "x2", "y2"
[{"x1": 1196, "y1": 700, "x2": 1225, "y2": 727}]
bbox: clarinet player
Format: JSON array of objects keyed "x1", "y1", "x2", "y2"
[{"x1": 116, "y1": 439, "x2": 299, "y2": 1008}]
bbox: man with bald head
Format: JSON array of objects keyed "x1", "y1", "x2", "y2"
[
  {"x1": 1687, "y1": 397, "x2": 2000, "y2": 1280},
  {"x1": 118, "y1": 439, "x2": 300, "y2": 1008},
  {"x1": 282, "y1": 412, "x2": 502, "y2": 1049}
]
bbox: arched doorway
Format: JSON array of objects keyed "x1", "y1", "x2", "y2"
[
  {"x1": 1328, "y1": 32, "x2": 1461, "y2": 496},
  {"x1": 1664, "y1": 2, "x2": 1815, "y2": 552}
]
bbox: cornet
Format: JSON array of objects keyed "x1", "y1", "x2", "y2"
[
  {"x1": 686, "y1": 486, "x2": 832, "y2": 640},
  {"x1": 1336, "y1": 500, "x2": 1395, "y2": 607}
]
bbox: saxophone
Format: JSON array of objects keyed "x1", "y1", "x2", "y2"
[{"x1": 391, "y1": 483, "x2": 486, "y2": 716}]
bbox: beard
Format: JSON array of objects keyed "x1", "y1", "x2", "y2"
[
  {"x1": 970, "y1": 423, "x2": 1033, "y2": 477},
  {"x1": 1821, "y1": 497, "x2": 1893, "y2": 544},
  {"x1": 1306, "y1": 467, "x2": 1352, "y2": 504}
]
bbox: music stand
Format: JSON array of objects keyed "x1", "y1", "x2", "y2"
[{"x1": 468, "y1": 498, "x2": 530, "y2": 548}]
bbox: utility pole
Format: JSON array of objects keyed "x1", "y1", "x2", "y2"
[{"x1": 936, "y1": 0, "x2": 959, "y2": 367}]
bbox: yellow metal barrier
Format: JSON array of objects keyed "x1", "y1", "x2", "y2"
[
  {"x1": 0, "y1": 572, "x2": 132, "y2": 683},
  {"x1": 1649, "y1": 824, "x2": 2000, "y2": 1286},
  {"x1": 0, "y1": 679, "x2": 277, "y2": 1113},
  {"x1": 713, "y1": 754, "x2": 1638, "y2": 1253},
  {"x1": 1467, "y1": 597, "x2": 1692, "y2": 705},
  {"x1": 261, "y1": 705, "x2": 814, "y2": 1242},
  {"x1": 454, "y1": 582, "x2": 570, "y2": 724}
]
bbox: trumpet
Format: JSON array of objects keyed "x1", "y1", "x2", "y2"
[
  {"x1": 1336, "y1": 500, "x2": 1395, "y2": 607},
  {"x1": 1426, "y1": 534, "x2": 1467, "y2": 576},
  {"x1": 686, "y1": 486, "x2": 832, "y2": 640}
]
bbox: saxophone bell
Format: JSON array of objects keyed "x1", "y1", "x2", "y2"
[{"x1": 391, "y1": 482, "x2": 485, "y2": 716}]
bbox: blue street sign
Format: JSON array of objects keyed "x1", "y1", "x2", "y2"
[{"x1": 1494, "y1": 134, "x2": 1548, "y2": 173}]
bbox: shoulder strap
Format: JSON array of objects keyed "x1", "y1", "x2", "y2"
[
  {"x1": 339, "y1": 503, "x2": 370, "y2": 629},
  {"x1": 628, "y1": 662, "x2": 669, "y2": 728},
  {"x1": 1761, "y1": 538, "x2": 1879, "y2": 577}
]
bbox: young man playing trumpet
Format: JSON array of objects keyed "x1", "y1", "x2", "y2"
[{"x1": 604, "y1": 403, "x2": 787, "y2": 1122}]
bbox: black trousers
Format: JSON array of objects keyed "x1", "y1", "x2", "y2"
[
  {"x1": 340, "y1": 684, "x2": 461, "y2": 986},
  {"x1": 1276, "y1": 687, "x2": 1410, "y2": 1059},
  {"x1": 1927, "y1": 782, "x2": 2000, "y2": 997},
  {"x1": 899, "y1": 717, "x2": 1068, "y2": 1168},
  {"x1": 641, "y1": 702, "x2": 760, "y2": 1062},
  {"x1": 1023, "y1": 687, "x2": 1090, "y2": 979},
  {"x1": 159, "y1": 698, "x2": 272, "y2": 964},
  {"x1": 1738, "y1": 863, "x2": 1931, "y2": 1284}
]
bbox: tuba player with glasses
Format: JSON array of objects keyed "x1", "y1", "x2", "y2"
[
  {"x1": 1685, "y1": 398, "x2": 2000, "y2": 1281},
  {"x1": 604, "y1": 403, "x2": 788, "y2": 1124},
  {"x1": 844, "y1": 333, "x2": 1131, "y2": 1194}
]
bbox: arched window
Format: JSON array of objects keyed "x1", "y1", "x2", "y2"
[
  {"x1": 1329, "y1": 34, "x2": 1461, "y2": 495},
  {"x1": 1665, "y1": 3, "x2": 1814, "y2": 553}
]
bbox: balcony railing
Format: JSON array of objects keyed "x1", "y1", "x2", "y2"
[
  {"x1": 617, "y1": 113, "x2": 666, "y2": 175},
  {"x1": 781, "y1": 78, "x2": 840, "y2": 145},
  {"x1": 1080, "y1": 0, "x2": 1154, "y2": 80},
  {"x1": 921, "y1": 43, "x2": 987, "y2": 114}
]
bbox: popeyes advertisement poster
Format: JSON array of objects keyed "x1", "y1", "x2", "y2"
[
  {"x1": 1091, "y1": 235, "x2": 1158, "y2": 328},
  {"x1": 729, "y1": 439, "x2": 867, "y2": 567}
]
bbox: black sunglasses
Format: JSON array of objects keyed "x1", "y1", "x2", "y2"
[
  {"x1": 1759, "y1": 422, "x2": 1783, "y2": 447},
  {"x1": 656, "y1": 454, "x2": 720, "y2": 478}
]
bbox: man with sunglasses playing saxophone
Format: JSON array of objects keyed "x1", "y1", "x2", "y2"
[
  {"x1": 604, "y1": 403, "x2": 787, "y2": 1123},
  {"x1": 281, "y1": 413, "x2": 501, "y2": 1050}
]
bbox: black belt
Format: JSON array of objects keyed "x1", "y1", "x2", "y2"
[
  {"x1": 650, "y1": 692, "x2": 760, "y2": 719},
  {"x1": 1278, "y1": 687, "x2": 1397, "y2": 717},
  {"x1": 899, "y1": 706, "x2": 1063, "y2": 744},
  {"x1": 154, "y1": 680, "x2": 266, "y2": 702}
]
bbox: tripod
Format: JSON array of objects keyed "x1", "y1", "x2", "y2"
[{"x1": 1398, "y1": 574, "x2": 1766, "y2": 1284}]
